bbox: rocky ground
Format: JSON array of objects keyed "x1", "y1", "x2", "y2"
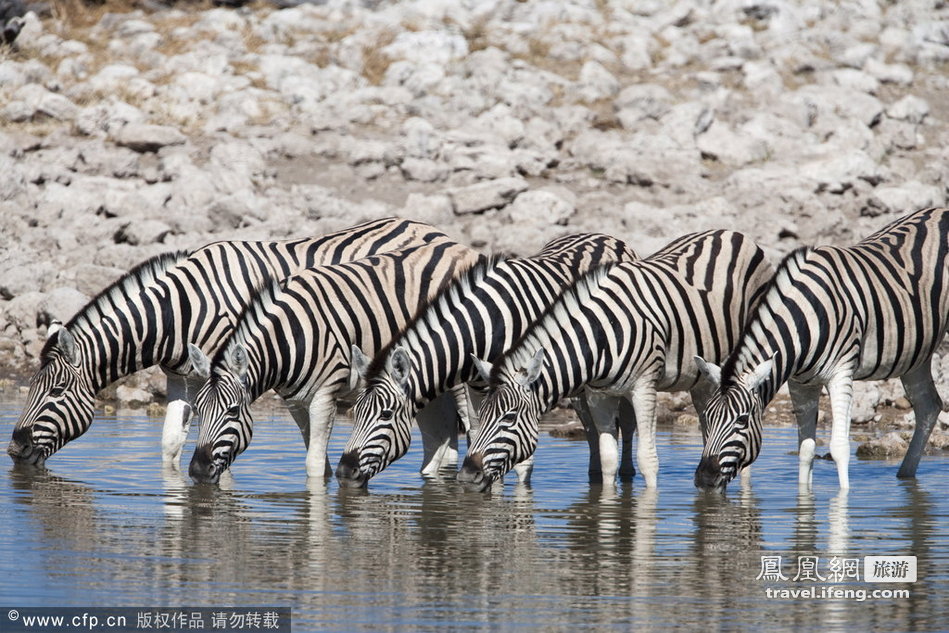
[{"x1": 1, "y1": 0, "x2": 948, "y2": 455}]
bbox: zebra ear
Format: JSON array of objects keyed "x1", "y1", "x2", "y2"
[
  {"x1": 694, "y1": 356, "x2": 721, "y2": 388},
  {"x1": 387, "y1": 346, "x2": 412, "y2": 389},
  {"x1": 746, "y1": 354, "x2": 775, "y2": 391},
  {"x1": 226, "y1": 344, "x2": 249, "y2": 380},
  {"x1": 47, "y1": 320, "x2": 63, "y2": 339},
  {"x1": 188, "y1": 343, "x2": 211, "y2": 378},
  {"x1": 517, "y1": 348, "x2": 545, "y2": 386},
  {"x1": 349, "y1": 345, "x2": 371, "y2": 391},
  {"x1": 56, "y1": 326, "x2": 80, "y2": 366},
  {"x1": 470, "y1": 354, "x2": 493, "y2": 382}
]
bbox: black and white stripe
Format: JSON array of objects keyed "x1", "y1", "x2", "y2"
[
  {"x1": 336, "y1": 233, "x2": 639, "y2": 487},
  {"x1": 8, "y1": 218, "x2": 456, "y2": 467},
  {"x1": 695, "y1": 207, "x2": 949, "y2": 492},
  {"x1": 457, "y1": 230, "x2": 772, "y2": 491},
  {"x1": 186, "y1": 238, "x2": 480, "y2": 483}
]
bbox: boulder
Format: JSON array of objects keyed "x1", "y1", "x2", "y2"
[
  {"x1": 112, "y1": 124, "x2": 187, "y2": 153},
  {"x1": 447, "y1": 177, "x2": 529, "y2": 215},
  {"x1": 856, "y1": 432, "x2": 908, "y2": 459}
]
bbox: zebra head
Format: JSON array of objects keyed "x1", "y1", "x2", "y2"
[
  {"x1": 457, "y1": 349, "x2": 545, "y2": 492},
  {"x1": 694, "y1": 355, "x2": 772, "y2": 492},
  {"x1": 188, "y1": 343, "x2": 253, "y2": 484},
  {"x1": 337, "y1": 345, "x2": 416, "y2": 488},
  {"x1": 9, "y1": 324, "x2": 96, "y2": 467}
]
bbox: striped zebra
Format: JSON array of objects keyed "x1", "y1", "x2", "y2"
[
  {"x1": 694, "y1": 207, "x2": 949, "y2": 492},
  {"x1": 186, "y1": 239, "x2": 481, "y2": 483},
  {"x1": 7, "y1": 218, "x2": 455, "y2": 468},
  {"x1": 335, "y1": 233, "x2": 639, "y2": 488},
  {"x1": 457, "y1": 230, "x2": 772, "y2": 491}
]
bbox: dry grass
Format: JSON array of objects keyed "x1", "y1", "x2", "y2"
[{"x1": 361, "y1": 29, "x2": 396, "y2": 86}]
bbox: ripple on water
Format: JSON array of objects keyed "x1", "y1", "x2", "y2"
[{"x1": 0, "y1": 399, "x2": 946, "y2": 632}]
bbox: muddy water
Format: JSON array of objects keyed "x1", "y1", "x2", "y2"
[{"x1": 0, "y1": 395, "x2": 945, "y2": 632}]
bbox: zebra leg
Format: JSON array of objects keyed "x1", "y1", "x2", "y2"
[
  {"x1": 575, "y1": 392, "x2": 620, "y2": 483},
  {"x1": 618, "y1": 396, "x2": 636, "y2": 480},
  {"x1": 161, "y1": 371, "x2": 205, "y2": 465},
  {"x1": 305, "y1": 388, "x2": 338, "y2": 479},
  {"x1": 826, "y1": 372, "x2": 855, "y2": 489},
  {"x1": 630, "y1": 381, "x2": 659, "y2": 488},
  {"x1": 898, "y1": 361, "x2": 942, "y2": 478},
  {"x1": 417, "y1": 391, "x2": 459, "y2": 476},
  {"x1": 788, "y1": 380, "x2": 822, "y2": 487}
]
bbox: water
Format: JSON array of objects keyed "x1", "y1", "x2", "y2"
[{"x1": 0, "y1": 394, "x2": 946, "y2": 632}]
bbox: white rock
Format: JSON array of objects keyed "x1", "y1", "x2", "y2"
[
  {"x1": 75, "y1": 100, "x2": 146, "y2": 136},
  {"x1": 383, "y1": 30, "x2": 468, "y2": 66},
  {"x1": 800, "y1": 150, "x2": 883, "y2": 194},
  {"x1": 614, "y1": 84, "x2": 672, "y2": 126},
  {"x1": 114, "y1": 220, "x2": 174, "y2": 246},
  {"x1": 115, "y1": 384, "x2": 154, "y2": 406},
  {"x1": 401, "y1": 158, "x2": 447, "y2": 182},
  {"x1": 863, "y1": 181, "x2": 944, "y2": 217},
  {"x1": 112, "y1": 124, "x2": 187, "y2": 153},
  {"x1": 886, "y1": 95, "x2": 929, "y2": 124},
  {"x1": 401, "y1": 117, "x2": 440, "y2": 159},
  {"x1": 401, "y1": 192, "x2": 454, "y2": 225},
  {"x1": 40, "y1": 287, "x2": 89, "y2": 324},
  {"x1": 505, "y1": 189, "x2": 575, "y2": 225},
  {"x1": 87, "y1": 64, "x2": 140, "y2": 94},
  {"x1": 577, "y1": 60, "x2": 619, "y2": 102},
  {"x1": 863, "y1": 58, "x2": 913, "y2": 85},
  {"x1": 447, "y1": 177, "x2": 529, "y2": 215},
  {"x1": 696, "y1": 120, "x2": 770, "y2": 167}
]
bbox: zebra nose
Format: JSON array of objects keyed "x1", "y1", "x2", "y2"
[
  {"x1": 189, "y1": 445, "x2": 219, "y2": 484},
  {"x1": 457, "y1": 454, "x2": 489, "y2": 492},
  {"x1": 335, "y1": 451, "x2": 367, "y2": 488},
  {"x1": 8, "y1": 427, "x2": 33, "y2": 460},
  {"x1": 694, "y1": 454, "x2": 722, "y2": 490}
]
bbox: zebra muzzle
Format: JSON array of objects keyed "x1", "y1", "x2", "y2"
[
  {"x1": 694, "y1": 454, "x2": 727, "y2": 492},
  {"x1": 189, "y1": 445, "x2": 221, "y2": 484},
  {"x1": 335, "y1": 451, "x2": 368, "y2": 488},
  {"x1": 457, "y1": 454, "x2": 490, "y2": 492},
  {"x1": 7, "y1": 427, "x2": 44, "y2": 466}
]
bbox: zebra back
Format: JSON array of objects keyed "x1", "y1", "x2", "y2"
[
  {"x1": 11, "y1": 217, "x2": 455, "y2": 465},
  {"x1": 213, "y1": 239, "x2": 481, "y2": 401},
  {"x1": 366, "y1": 233, "x2": 639, "y2": 402},
  {"x1": 493, "y1": 230, "x2": 773, "y2": 406},
  {"x1": 720, "y1": 207, "x2": 949, "y2": 396}
]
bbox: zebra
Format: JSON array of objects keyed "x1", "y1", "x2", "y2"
[
  {"x1": 456, "y1": 230, "x2": 772, "y2": 491},
  {"x1": 7, "y1": 218, "x2": 458, "y2": 468},
  {"x1": 186, "y1": 239, "x2": 481, "y2": 483},
  {"x1": 335, "y1": 233, "x2": 639, "y2": 488},
  {"x1": 694, "y1": 207, "x2": 949, "y2": 493}
]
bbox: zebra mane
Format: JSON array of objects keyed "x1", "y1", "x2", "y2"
[
  {"x1": 719, "y1": 246, "x2": 813, "y2": 387},
  {"x1": 211, "y1": 273, "x2": 283, "y2": 370},
  {"x1": 489, "y1": 263, "x2": 616, "y2": 387},
  {"x1": 365, "y1": 253, "x2": 504, "y2": 381},
  {"x1": 42, "y1": 250, "x2": 190, "y2": 362}
]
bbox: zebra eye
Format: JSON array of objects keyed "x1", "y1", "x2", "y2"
[
  {"x1": 501, "y1": 412, "x2": 517, "y2": 424},
  {"x1": 226, "y1": 403, "x2": 241, "y2": 416},
  {"x1": 735, "y1": 413, "x2": 750, "y2": 429},
  {"x1": 380, "y1": 409, "x2": 394, "y2": 421},
  {"x1": 49, "y1": 385, "x2": 65, "y2": 398}
]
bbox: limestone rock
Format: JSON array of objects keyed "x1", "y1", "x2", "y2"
[
  {"x1": 447, "y1": 177, "x2": 529, "y2": 215},
  {"x1": 112, "y1": 124, "x2": 187, "y2": 153}
]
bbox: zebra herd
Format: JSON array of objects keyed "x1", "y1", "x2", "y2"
[{"x1": 8, "y1": 209, "x2": 948, "y2": 494}]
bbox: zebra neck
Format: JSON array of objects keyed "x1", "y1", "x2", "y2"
[{"x1": 75, "y1": 314, "x2": 175, "y2": 392}]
